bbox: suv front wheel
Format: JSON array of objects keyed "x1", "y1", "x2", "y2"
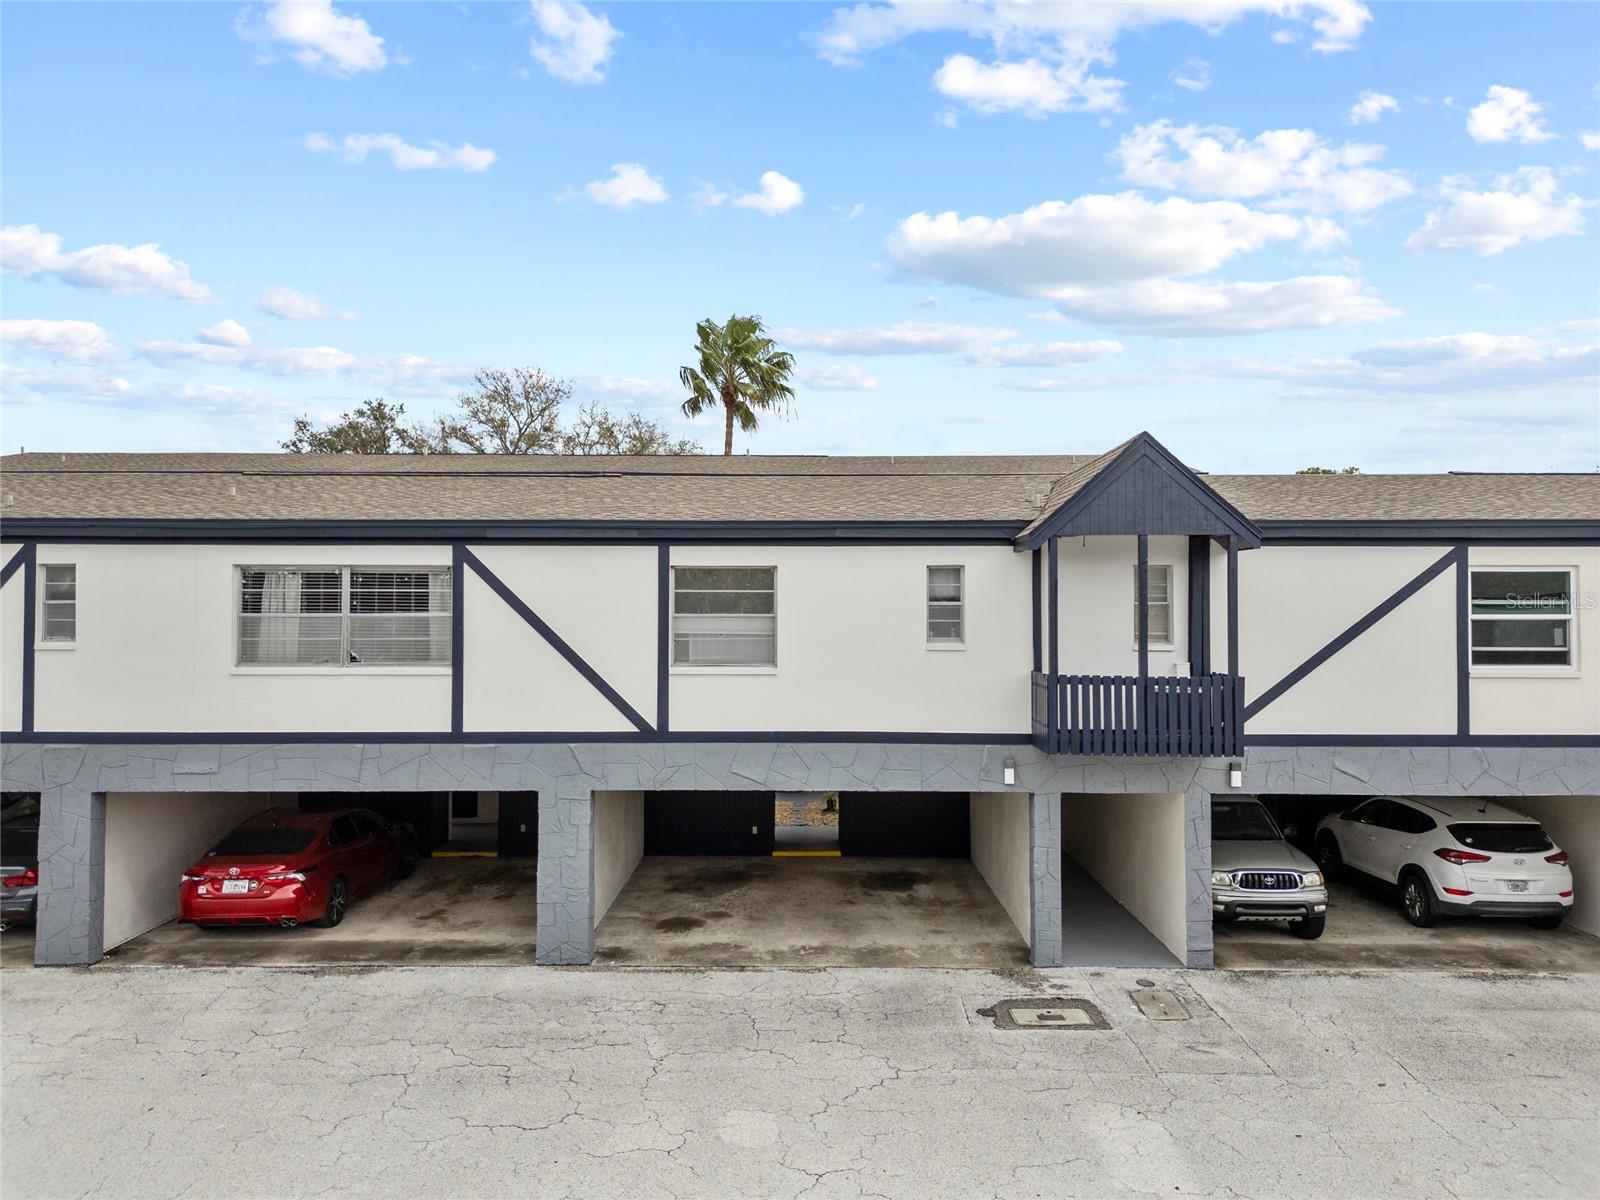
[
  {"x1": 1290, "y1": 913, "x2": 1325, "y2": 940},
  {"x1": 1400, "y1": 871, "x2": 1437, "y2": 928},
  {"x1": 1315, "y1": 835, "x2": 1343, "y2": 883}
]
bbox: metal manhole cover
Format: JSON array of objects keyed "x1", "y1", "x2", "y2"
[{"x1": 977, "y1": 998, "x2": 1110, "y2": 1031}]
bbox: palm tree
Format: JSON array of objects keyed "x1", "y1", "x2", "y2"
[{"x1": 679, "y1": 315, "x2": 796, "y2": 455}]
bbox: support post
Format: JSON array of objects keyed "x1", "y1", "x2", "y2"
[
  {"x1": 1226, "y1": 535, "x2": 1239, "y2": 679},
  {"x1": 1031, "y1": 547, "x2": 1042, "y2": 675},
  {"x1": 1046, "y1": 538, "x2": 1059, "y2": 753},
  {"x1": 1028, "y1": 792, "x2": 1063, "y2": 968},
  {"x1": 34, "y1": 783, "x2": 105, "y2": 966},
  {"x1": 535, "y1": 788, "x2": 595, "y2": 964},
  {"x1": 1137, "y1": 533, "x2": 1149, "y2": 751},
  {"x1": 1187, "y1": 535, "x2": 1210, "y2": 676}
]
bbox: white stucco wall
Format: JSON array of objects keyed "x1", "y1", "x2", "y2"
[
  {"x1": 1468, "y1": 546, "x2": 1599, "y2": 736},
  {"x1": 1505, "y1": 796, "x2": 1600, "y2": 937},
  {"x1": 1235, "y1": 545, "x2": 1459, "y2": 736},
  {"x1": 1060, "y1": 791, "x2": 1187, "y2": 959},
  {"x1": 1056, "y1": 535, "x2": 1191, "y2": 677},
  {"x1": 593, "y1": 789, "x2": 644, "y2": 926},
  {"x1": 103, "y1": 791, "x2": 280, "y2": 949},
  {"x1": 969, "y1": 791, "x2": 1031, "y2": 944},
  {"x1": 669, "y1": 544, "x2": 1032, "y2": 734}
]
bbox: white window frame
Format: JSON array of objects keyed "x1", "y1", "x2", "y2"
[
  {"x1": 926, "y1": 565, "x2": 965, "y2": 649},
  {"x1": 669, "y1": 564, "x2": 778, "y2": 674},
  {"x1": 37, "y1": 562, "x2": 77, "y2": 648},
  {"x1": 1132, "y1": 563, "x2": 1175, "y2": 650},
  {"x1": 233, "y1": 565, "x2": 453, "y2": 673},
  {"x1": 1468, "y1": 565, "x2": 1579, "y2": 676}
]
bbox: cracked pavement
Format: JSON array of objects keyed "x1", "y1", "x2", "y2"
[{"x1": 3, "y1": 965, "x2": 1596, "y2": 1199}]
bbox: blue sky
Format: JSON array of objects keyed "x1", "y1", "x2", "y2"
[{"x1": 2, "y1": 1, "x2": 1597, "y2": 471}]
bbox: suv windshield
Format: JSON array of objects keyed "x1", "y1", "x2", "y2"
[
  {"x1": 1447, "y1": 823, "x2": 1552, "y2": 854},
  {"x1": 209, "y1": 827, "x2": 316, "y2": 857},
  {"x1": 1212, "y1": 800, "x2": 1282, "y2": 841}
]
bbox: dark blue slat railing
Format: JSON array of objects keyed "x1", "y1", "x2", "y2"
[{"x1": 1032, "y1": 673, "x2": 1243, "y2": 757}]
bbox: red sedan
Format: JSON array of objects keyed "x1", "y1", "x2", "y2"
[{"x1": 179, "y1": 808, "x2": 418, "y2": 929}]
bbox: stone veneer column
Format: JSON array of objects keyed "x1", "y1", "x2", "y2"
[
  {"x1": 34, "y1": 783, "x2": 105, "y2": 966},
  {"x1": 535, "y1": 786, "x2": 595, "y2": 965},
  {"x1": 1183, "y1": 772, "x2": 1221, "y2": 969},
  {"x1": 1028, "y1": 792, "x2": 1064, "y2": 968}
]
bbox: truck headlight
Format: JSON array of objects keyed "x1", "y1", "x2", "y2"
[
  {"x1": 1300, "y1": 871, "x2": 1323, "y2": 888},
  {"x1": 1211, "y1": 871, "x2": 1233, "y2": 887}
]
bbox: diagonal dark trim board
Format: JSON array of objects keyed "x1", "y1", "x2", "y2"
[
  {"x1": 1016, "y1": 433, "x2": 1264, "y2": 550},
  {"x1": 1243, "y1": 546, "x2": 1459, "y2": 722},
  {"x1": 0, "y1": 545, "x2": 29, "y2": 589},
  {"x1": 460, "y1": 546, "x2": 653, "y2": 733}
]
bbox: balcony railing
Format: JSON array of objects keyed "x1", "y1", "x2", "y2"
[{"x1": 1031, "y1": 672, "x2": 1244, "y2": 757}]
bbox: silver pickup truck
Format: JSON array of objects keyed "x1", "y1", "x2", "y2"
[{"x1": 1211, "y1": 797, "x2": 1328, "y2": 939}]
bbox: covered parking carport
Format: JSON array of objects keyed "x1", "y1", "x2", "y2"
[
  {"x1": 591, "y1": 789, "x2": 1035, "y2": 967},
  {"x1": 1213, "y1": 793, "x2": 1600, "y2": 971},
  {"x1": 1058, "y1": 791, "x2": 1187, "y2": 967}
]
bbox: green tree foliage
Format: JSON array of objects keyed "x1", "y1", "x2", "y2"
[
  {"x1": 679, "y1": 315, "x2": 796, "y2": 455},
  {"x1": 1295, "y1": 466, "x2": 1362, "y2": 474}
]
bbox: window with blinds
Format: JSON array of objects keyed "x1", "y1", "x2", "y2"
[
  {"x1": 1470, "y1": 568, "x2": 1574, "y2": 668},
  {"x1": 927, "y1": 565, "x2": 964, "y2": 644},
  {"x1": 672, "y1": 566, "x2": 776, "y2": 667},
  {"x1": 1133, "y1": 564, "x2": 1174, "y2": 646},
  {"x1": 41, "y1": 564, "x2": 77, "y2": 643},
  {"x1": 238, "y1": 567, "x2": 452, "y2": 667}
]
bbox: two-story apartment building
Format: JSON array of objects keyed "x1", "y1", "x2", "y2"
[{"x1": 3, "y1": 433, "x2": 1597, "y2": 968}]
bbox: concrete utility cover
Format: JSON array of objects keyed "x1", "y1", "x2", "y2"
[
  {"x1": 1129, "y1": 988, "x2": 1188, "y2": 1020},
  {"x1": 979, "y1": 998, "x2": 1110, "y2": 1031}
]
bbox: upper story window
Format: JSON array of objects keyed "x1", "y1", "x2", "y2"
[
  {"x1": 672, "y1": 566, "x2": 775, "y2": 668},
  {"x1": 927, "y1": 566, "x2": 964, "y2": 645},
  {"x1": 1470, "y1": 568, "x2": 1574, "y2": 668},
  {"x1": 237, "y1": 566, "x2": 452, "y2": 668},
  {"x1": 40, "y1": 563, "x2": 76, "y2": 643},
  {"x1": 1133, "y1": 564, "x2": 1173, "y2": 646}
]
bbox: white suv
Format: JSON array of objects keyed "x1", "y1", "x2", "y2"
[{"x1": 1315, "y1": 797, "x2": 1573, "y2": 929}]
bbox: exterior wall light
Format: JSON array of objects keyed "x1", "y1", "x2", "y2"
[
  {"x1": 1229, "y1": 762, "x2": 1243, "y2": 789},
  {"x1": 1003, "y1": 759, "x2": 1017, "y2": 787}
]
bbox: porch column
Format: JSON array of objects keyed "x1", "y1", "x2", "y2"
[
  {"x1": 1187, "y1": 535, "x2": 1211, "y2": 675},
  {"x1": 34, "y1": 783, "x2": 105, "y2": 966},
  {"x1": 535, "y1": 787, "x2": 595, "y2": 964},
  {"x1": 1046, "y1": 537, "x2": 1059, "y2": 751},
  {"x1": 1226, "y1": 535, "x2": 1240, "y2": 678}
]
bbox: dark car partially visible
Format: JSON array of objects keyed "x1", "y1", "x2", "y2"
[{"x1": 1, "y1": 793, "x2": 41, "y2": 930}]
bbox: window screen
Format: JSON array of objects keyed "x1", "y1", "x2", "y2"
[
  {"x1": 1470, "y1": 569, "x2": 1573, "y2": 667},
  {"x1": 927, "y1": 566, "x2": 964, "y2": 643},
  {"x1": 1133, "y1": 564, "x2": 1173, "y2": 644},
  {"x1": 41, "y1": 564, "x2": 76, "y2": 643},
  {"x1": 673, "y1": 567, "x2": 776, "y2": 667},
  {"x1": 238, "y1": 567, "x2": 451, "y2": 667}
]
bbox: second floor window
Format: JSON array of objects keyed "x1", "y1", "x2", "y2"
[
  {"x1": 927, "y1": 566, "x2": 964, "y2": 644},
  {"x1": 41, "y1": 563, "x2": 76, "y2": 643},
  {"x1": 1133, "y1": 564, "x2": 1173, "y2": 646},
  {"x1": 238, "y1": 566, "x2": 452, "y2": 667},
  {"x1": 673, "y1": 566, "x2": 775, "y2": 667},
  {"x1": 1470, "y1": 568, "x2": 1574, "y2": 668}
]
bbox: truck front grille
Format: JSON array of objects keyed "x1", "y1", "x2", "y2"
[{"x1": 1234, "y1": 871, "x2": 1302, "y2": 891}]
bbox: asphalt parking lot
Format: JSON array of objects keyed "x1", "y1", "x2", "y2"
[
  {"x1": 3, "y1": 964, "x2": 1596, "y2": 1199},
  {"x1": 1213, "y1": 878, "x2": 1600, "y2": 971}
]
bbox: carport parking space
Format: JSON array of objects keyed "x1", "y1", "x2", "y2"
[{"x1": 109, "y1": 856, "x2": 537, "y2": 967}]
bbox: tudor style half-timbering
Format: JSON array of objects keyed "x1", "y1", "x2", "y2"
[{"x1": 2, "y1": 434, "x2": 1597, "y2": 970}]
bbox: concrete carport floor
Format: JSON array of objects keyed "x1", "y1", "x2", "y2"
[
  {"x1": 108, "y1": 857, "x2": 537, "y2": 967},
  {"x1": 593, "y1": 856, "x2": 1030, "y2": 968},
  {"x1": 1214, "y1": 877, "x2": 1600, "y2": 971},
  {"x1": 0, "y1": 925, "x2": 34, "y2": 970}
]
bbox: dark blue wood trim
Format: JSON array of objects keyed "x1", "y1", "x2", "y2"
[
  {"x1": 450, "y1": 545, "x2": 465, "y2": 733},
  {"x1": 1015, "y1": 433, "x2": 1264, "y2": 550},
  {"x1": 1245, "y1": 734, "x2": 1600, "y2": 748},
  {"x1": 5, "y1": 518, "x2": 1025, "y2": 543},
  {"x1": 1243, "y1": 547, "x2": 1458, "y2": 722},
  {"x1": 1136, "y1": 533, "x2": 1149, "y2": 684},
  {"x1": 1258, "y1": 520, "x2": 1599, "y2": 543},
  {"x1": 1031, "y1": 548, "x2": 1042, "y2": 674},
  {"x1": 657, "y1": 544, "x2": 670, "y2": 734},
  {"x1": 459, "y1": 547, "x2": 653, "y2": 733},
  {"x1": 1454, "y1": 544, "x2": 1469, "y2": 739},
  {"x1": 19, "y1": 545, "x2": 36, "y2": 733},
  {"x1": 0, "y1": 729, "x2": 1038, "y2": 746},
  {"x1": 1186, "y1": 536, "x2": 1209, "y2": 676},
  {"x1": 0, "y1": 545, "x2": 28, "y2": 589},
  {"x1": 1225, "y1": 536, "x2": 1239, "y2": 680},
  {"x1": 1046, "y1": 538, "x2": 1059, "y2": 753}
]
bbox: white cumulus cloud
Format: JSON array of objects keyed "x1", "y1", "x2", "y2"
[
  {"x1": 582, "y1": 163, "x2": 668, "y2": 209},
  {"x1": 796, "y1": 363, "x2": 881, "y2": 391},
  {"x1": 529, "y1": 1, "x2": 619, "y2": 85},
  {"x1": 780, "y1": 322, "x2": 1019, "y2": 356},
  {"x1": 196, "y1": 319, "x2": 252, "y2": 348},
  {"x1": 733, "y1": 171, "x2": 805, "y2": 215},
  {"x1": 1347, "y1": 90, "x2": 1398, "y2": 125},
  {"x1": 1172, "y1": 58, "x2": 1211, "y2": 92},
  {"x1": 1112, "y1": 120, "x2": 1410, "y2": 213},
  {"x1": 964, "y1": 340, "x2": 1124, "y2": 367},
  {"x1": 238, "y1": 0, "x2": 388, "y2": 77},
  {"x1": 1405, "y1": 167, "x2": 1588, "y2": 256},
  {"x1": 1580, "y1": 131, "x2": 1600, "y2": 151},
  {"x1": 1041, "y1": 276, "x2": 1395, "y2": 336},
  {"x1": 1467, "y1": 85, "x2": 1555, "y2": 144},
  {"x1": 259, "y1": 286, "x2": 357, "y2": 321},
  {"x1": 0, "y1": 318, "x2": 119, "y2": 363},
  {"x1": 306, "y1": 132, "x2": 496, "y2": 172},
  {"x1": 0, "y1": 224, "x2": 215, "y2": 304}
]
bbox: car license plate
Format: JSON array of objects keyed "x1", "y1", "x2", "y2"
[
  {"x1": 221, "y1": 879, "x2": 249, "y2": 895},
  {"x1": 1506, "y1": 880, "x2": 1529, "y2": 893}
]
